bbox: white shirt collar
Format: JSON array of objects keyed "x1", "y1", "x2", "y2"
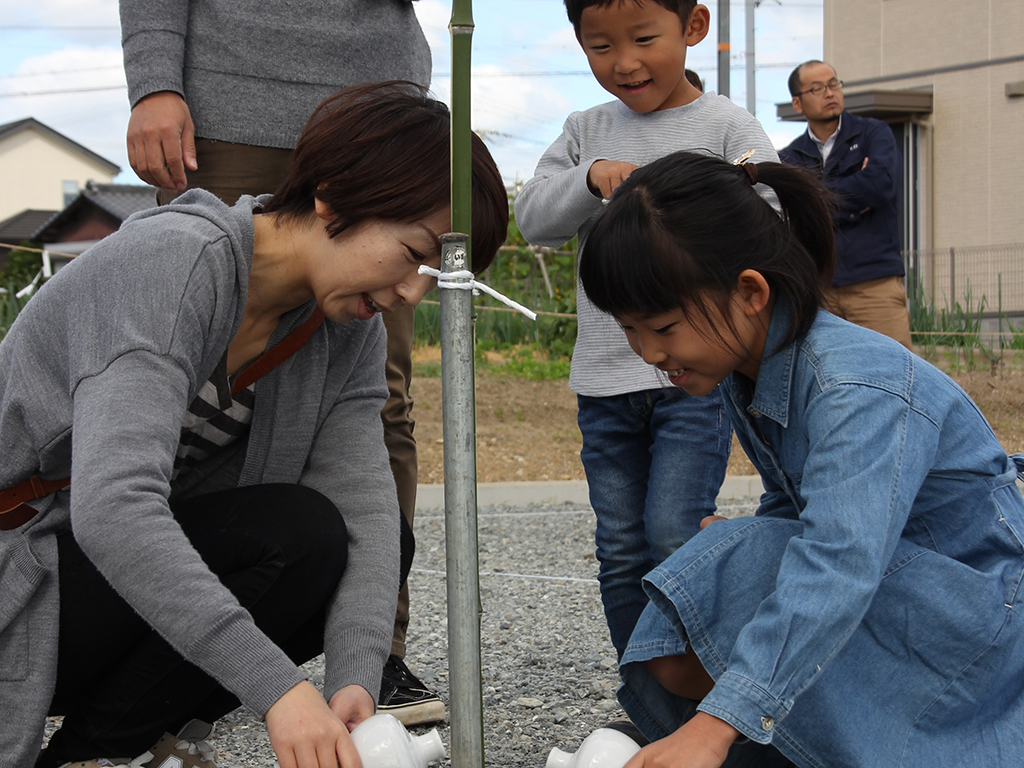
[{"x1": 808, "y1": 115, "x2": 842, "y2": 164}]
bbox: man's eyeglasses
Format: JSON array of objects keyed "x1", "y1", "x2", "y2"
[{"x1": 797, "y1": 80, "x2": 843, "y2": 98}]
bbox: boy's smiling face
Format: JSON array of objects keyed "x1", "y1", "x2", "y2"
[{"x1": 578, "y1": 1, "x2": 709, "y2": 113}]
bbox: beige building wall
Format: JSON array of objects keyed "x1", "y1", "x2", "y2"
[
  {"x1": 824, "y1": 0, "x2": 1024, "y2": 310},
  {"x1": 0, "y1": 127, "x2": 116, "y2": 222}
]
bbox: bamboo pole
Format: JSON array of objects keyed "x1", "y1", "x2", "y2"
[{"x1": 442, "y1": 1, "x2": 484, "y2": 767}]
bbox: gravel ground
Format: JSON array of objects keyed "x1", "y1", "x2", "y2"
[{"x1": 202, "y1": 496, "x2": 759, "y2": 768}]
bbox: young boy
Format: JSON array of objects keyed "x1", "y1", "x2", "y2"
[{"x1": 515, "y1": 0, "x2": 778, "y2": 659}]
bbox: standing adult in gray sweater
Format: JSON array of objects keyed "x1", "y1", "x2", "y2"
[
  {"x1": 118, "y1": 0, "x2": 443, "y2": 725},
  {"x1": 0, "y1": 83, "x2": 508, "y2": 768}
]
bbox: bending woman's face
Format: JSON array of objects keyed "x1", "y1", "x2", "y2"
[{"x1": 309, "y1": 204, "x2": 450, "y2": 324}]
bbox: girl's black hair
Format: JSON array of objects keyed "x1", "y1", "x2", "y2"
[{"x1": 579, "y1": 151, "x2": 835, "y2": 351}]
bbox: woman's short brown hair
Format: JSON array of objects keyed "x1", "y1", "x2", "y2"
[{"x1": 261, "y1": 81, "x2": 508, "y2": 273}]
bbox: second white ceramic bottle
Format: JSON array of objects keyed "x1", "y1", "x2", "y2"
[
  {"x1": 349, "y1": 713, "x2": 446, "y2": 768},
  {"x1": 546, "y1": 727, "x2": 642, "y2": 768}
]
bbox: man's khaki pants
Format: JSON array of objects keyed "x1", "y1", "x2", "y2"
[{"x1": 824, "y1": 275, "x2": 913, "y2": 350}]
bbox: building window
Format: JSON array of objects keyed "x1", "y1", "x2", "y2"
[{"x1": 62, "y1": 181, "x2": 79, "y2": 207}]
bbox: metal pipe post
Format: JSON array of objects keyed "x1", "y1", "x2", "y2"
[
  {"x1": 439, "y1": 234, "x2": 484, "y2": 768},
  {"x1": 446, "y1": 1, "x2": 484, "y2": 764},
  {"x1": 718, "y1": 0, "x2": 730, "y2": 97}
]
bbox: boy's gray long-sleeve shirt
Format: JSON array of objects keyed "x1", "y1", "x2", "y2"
[
  {"x1": 515, "y1": 94, "x2": 779, "y2": 397},
  {"x1": 0, "y1": 191, "x2": 400, "y2": 768},
  {"x1": 119, "y1": 0, "x2": 432, "y2": 148}
]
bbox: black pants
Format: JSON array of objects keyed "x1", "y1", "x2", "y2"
[{"x1": 38, "y1": 484, "x2": 410, "y2": 767}]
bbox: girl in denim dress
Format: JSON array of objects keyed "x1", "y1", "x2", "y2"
[{"x1": 578, "y1": 151, "x2": 1024, "y2": 768}]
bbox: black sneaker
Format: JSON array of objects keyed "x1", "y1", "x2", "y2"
[
  {"x1": 602, "y1": 719, "x2": 650, "y2": 747},
  {"x1": 378, "y1": 655, "x2": 446, "y2": 726}
]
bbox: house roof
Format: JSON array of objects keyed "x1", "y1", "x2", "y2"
[
  {"x1": 0, "y1": 208, "x2": 59, "y2": 245},
  {"x1": 33, "y1": 181, "x2": 158, "y2": 242},
  {"x1": 0, "y1": 117, "x2": 120, "y2": 175},
  {"x1": 776, "y1": 88, "x2": 934, "y2": 123}
]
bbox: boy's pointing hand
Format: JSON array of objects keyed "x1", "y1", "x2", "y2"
[{"x1": 588, "y1": 160, "x2": 639, "y2": 200}]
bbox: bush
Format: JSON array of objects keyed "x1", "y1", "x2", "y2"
[{"x1": 413, "y1": 203, "x2": 578, "y2": 365}]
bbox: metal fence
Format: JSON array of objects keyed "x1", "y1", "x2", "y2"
[{"x1": 907, "y1": 242, "x2": 1024, "y2": 319}]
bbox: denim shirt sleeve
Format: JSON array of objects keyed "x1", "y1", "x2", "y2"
[{"x1": 698, "y1": 376, "x2": 938, "y2": 743}]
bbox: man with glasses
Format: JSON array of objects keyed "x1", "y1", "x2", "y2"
[{"x1": 780, "y1": 60, "x2": 912, "y2": 349}]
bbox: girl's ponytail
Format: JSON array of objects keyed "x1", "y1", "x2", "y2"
[
  {"x1": 749, "y1": 162, "x2": 836, "y2": 289},
  {"x1": 580, "y1": 151, "x2": 839, "y2": 352}
]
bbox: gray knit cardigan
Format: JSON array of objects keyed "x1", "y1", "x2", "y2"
[
  {"x1": 119, "y1": 0, "x2": 432, "y2": 149},
  {"x1": 0, "y1": 191, "x2": 401, "y2": 768}
]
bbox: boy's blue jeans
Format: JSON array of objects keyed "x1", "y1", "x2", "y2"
[{"x1": 577, "y1": 387, "x2": 730, "y2": 657}]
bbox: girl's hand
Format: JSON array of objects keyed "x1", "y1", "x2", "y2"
[
  {"x1": 329, "y1": 684, "x2": 377, "y2": 732},
  {"x1": 699, "y1": 515, "x2": 728, "y2": 530},
  {"x1": 622, "y1": 713, "x2": 739, "y2": 768},
  {"x1": 265, "y1": 680, "x2": 363, "y2": 768}
]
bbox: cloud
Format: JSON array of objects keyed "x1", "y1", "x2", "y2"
[
  {"x1": 412, "y1": 0, "x2": 450, "y2": 52},
  {"x1": 9, "y1": 0, "x2": 119, "y2": 27},
  {"x1": 2, "y1": 46, "x2": 133, "y2": 179}
]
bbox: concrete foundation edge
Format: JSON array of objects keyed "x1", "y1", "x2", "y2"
[{"x1": 415, "y1": 475, "x2": 762, "y2": 511}]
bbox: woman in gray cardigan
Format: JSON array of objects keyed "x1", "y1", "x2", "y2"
[{"x1": 0, "y1": 82, "x2": 508, "y2": 768}]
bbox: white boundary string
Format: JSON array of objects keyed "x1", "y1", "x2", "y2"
[{"x1": 419, "y1": 265, "x2": 538, "y2": 321}]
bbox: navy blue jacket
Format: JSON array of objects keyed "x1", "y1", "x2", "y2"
[{"x1": 779, "y1": 112, "x2": 904, "y2": 287}]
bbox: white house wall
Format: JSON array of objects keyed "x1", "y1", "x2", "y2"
[
  {"x1": 825, "y1": 0, "x2": 1024, "y2": 312},
  {"x1": 0, "y1": 127, "x2": 116, "y2": 222}
]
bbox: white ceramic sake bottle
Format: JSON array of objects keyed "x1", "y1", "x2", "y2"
[
  {"x1": 546, "y1": 727, "x2": 642, "y2": 768},
  {"x1": 350, "y1": 713, "x2": 446, "y2": 768}
]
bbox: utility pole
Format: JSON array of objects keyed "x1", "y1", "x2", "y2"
[{"x1": 717, "y1": 0, "x2": 730, "y2": 97}]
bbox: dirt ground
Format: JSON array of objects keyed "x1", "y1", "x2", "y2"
[{"x1": 410, "y1": 348, "x2": 1024, "y2": 484}]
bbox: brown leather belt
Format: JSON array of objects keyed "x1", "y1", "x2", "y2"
[
  {"x1": 0, "y1": 475, "x2": 70, "y2": 530},
  {"x1": 0, "y1": 504, "x2": 43, "y2": 531},
  {"x1": 0, "y1": 306, "x2": 326, "y2": 532}
]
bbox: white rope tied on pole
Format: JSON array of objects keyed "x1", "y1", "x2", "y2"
[{"x1": 418, "y1": 265, "x2": 538, "y2": 321}]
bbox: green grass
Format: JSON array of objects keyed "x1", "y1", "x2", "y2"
[
  {"x1": 413, "y1": 344, "x2": 571, "y2": 382},
  {"x1": 477, "y1": 346, "x2": 570, "y2": 380},
  {"x1": 0, "y1": 284, "x2": 31, "y2": 341},
  {"x1": 909, "y1": 280, "x2": 1001, "y2": 372}
]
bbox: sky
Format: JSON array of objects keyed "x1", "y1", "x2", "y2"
[{"x1": 0, "y1": 0, "x2": 822, "y2": 188}]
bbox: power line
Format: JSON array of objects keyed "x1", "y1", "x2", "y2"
[
  {"x1": 0, "y1": 25, "x2": 119, "y2": 30},
  {"x1": 0, "y1": 84, "x2": 125, "y2": 97},
  {"x1": 0, "y1": 64, "x2": 123, "y2": 79},
  {"x1": 433, "y1": 61, "x2": 810, "y2": 78}
]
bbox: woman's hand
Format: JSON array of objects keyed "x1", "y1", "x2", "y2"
[
  {"x1": 622, "y1": 713, "x2": 739, "y2": 768},
  {"x1": 329, "y1": 684, "x2": 376, "y2": 732},
  {"x1": 265, "y1": 680, "x2": 364, "y2": 768}
]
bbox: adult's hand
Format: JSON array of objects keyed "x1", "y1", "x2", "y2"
[
  {"x1": 329, "y1": 684, "x2": 376, "y2": 732},
  {"x1": 265, "y1": 680, "x2": 364, "y2": 768},
  {"x1": 621, "y1": 713, "x2": 739, "y2": 768},
  {"x1": 126, "y1": 91, "x2": 197, "y2": 190}
]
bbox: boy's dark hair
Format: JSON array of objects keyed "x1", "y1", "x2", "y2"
[
  {"x1": 564, "y1": 0, "x2": 698, "y2": 33},
  {"x1": 787, "y1": 60, "x2": 824, "y2": 97},
  {"x1": 579, "y1": 151, "x2": 836, "y2": 352},
  {"x1": 262, "y1": 81, "x2": 509, "y2": 273}
]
